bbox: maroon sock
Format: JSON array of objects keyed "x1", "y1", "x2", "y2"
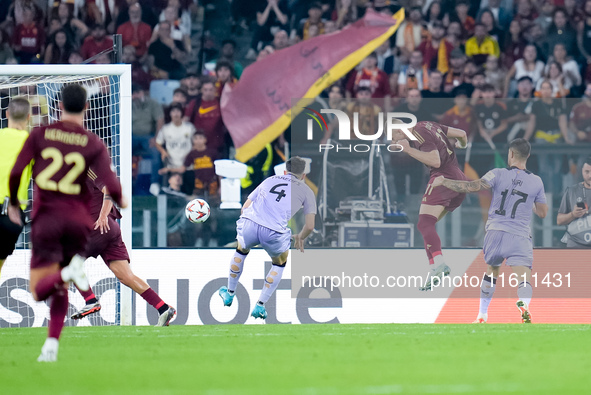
[
  {"x1": 140, "y1": 288, "x2": 168, "y2": 314},
  {"x1": 48, "y1": 288, "x2": 69, "y2": 339},
  {"x1": 35, "y1": 272, "x2": 65, "y2": 301},
  {"x1": 76, "y1": 285, "x2": 97, "y2": 304},
  {"x1": 417, "y1": 214, "x2": 442, "y2": 265}
]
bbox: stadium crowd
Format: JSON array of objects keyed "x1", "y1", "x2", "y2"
[{"x1": 2, "y1": 0, "x2": 591, "y2": 246}]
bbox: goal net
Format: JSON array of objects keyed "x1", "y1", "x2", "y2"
[{"x1": 0, "y1": 65, "x2": 132, "y2": 328}]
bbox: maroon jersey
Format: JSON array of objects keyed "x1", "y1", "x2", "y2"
[
  {"x1": 9, "y1": 121, "x2": 123, "y2": 218},
  {"x1": 410, "y1": 121, "x2": 466, "y2": 180},
  {"x1": 86, "y1": 168, "x2": 122, "y2": 221}
]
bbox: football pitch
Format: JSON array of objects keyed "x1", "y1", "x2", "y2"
[{"x1": 1, "y1": 324, "x2": 589, "y2": 394}]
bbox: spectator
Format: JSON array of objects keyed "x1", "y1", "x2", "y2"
[
  {"x1": 299, "y1": 2, "x2": 325, "y2": 40},
  {"x1": 0, "y1": 29, "x2": 15, "y2": 64},
  {"x1": 160, "y1": 172, "x2": 193, "y2": 246},
  {"x1": 533, "y1": 0, "x2": 555, "y2": 35},
  {"x1": 443, "y1": 48, "x2": 467, "y2": 93},
  {"x1": 86, "y1": 0, "x2": 120, "y2": 33},
  {"x1": 218, "y1": 39, "x2": 243, "y2": 79},
  {"x1": 184, "y1": 79, "x2": 226, "y2": 156},
  {"x1": 440, "y1": 89, "x2": 477, "y2": 142},
  {"x1": 43, "y1": 29, "x2": 74, "y2": 64},
  {"x1": 544, "y1": 8, "x2": 578, "y2": 59},
  {"x1": 469, "y1": 72, "x2": 487, "y2": 105},
  {"x1": 394, "y1": 87, "x2": 431, "y2": 121},
  {"x1": 334, "y1": 0, "x2": 356, "y2": 29},
  {"x1": 346, "y1": 52, "x2": 390, "y2": 100},
  {"x1": 478, "y1": 9, "x2": 504, "y2": 47},
  {"x1": 557, "y1": 157, "x2": 591, "y2": 248},
  {"x1": 148, "y1": 20, "x2": 187, "y2": 80},
  {"x1": 158, "y1": 0, "x2": 191, "y2": 38},
  {"x1": 505, "y1": 76, "x2": 534, "y2": 141},
  {"x1": 398, "y1": 50, "x2": 428, "y2": 97},
  {"x1": 320, "y1": 84, "x2": 347, "y2": 144},
  {"x1": 13, "y1": 5, "x2": 45, "y2": 64},
  {"x1": 526, "y1": 80, "x2": 570, "y2": 143},
  {"x1": 131, "y1": 84, "x2": 164, "y2": 194},
  {"x1": 117, "y1": 2, "x2": 152, "y2": 60},
  {"x1": 396, "y1": 7, "x2": 428, "y2": 58},
  {"x1": 577, "y1": 0, "x2": 591, "y2": 64},
  {"x1": 453, "y1": 0, "x2": 475, "y2": 39},
  {"x1": 181, "y1": 131, "x2": 219, "y2": 198},
  {"x1": 547, "y1": 43, "x2": 581, "y2": 95},
  {"x1": 151, "y1": 4, "x2": 191, "y2": 54},
  {"x1": 418, "y1": 20, "x2": 454, "y2": 73},
  {"x1": 80, "y1": 24, "x2": 114, "y2": 63},
  {"x1": 180, "y1": 72, "x2": 201, "y2": 102},
  {"x1": 271, "y1": 29, "x2": 289, "y2": 50},
  {"x1": 256, "y1": 45, "x2": 275, "y2": 61},
  {"x1": 156, "y1": 102, "x2": 196, "y2": 177},
  {"x1": 570, "y1": 83, "x2": 591, "y2": 143},
  {"x1": 68, "y1": 51, "x2": 83, "y2": 64},
  {"x1": 324, "y1": 19, "x2": 337, "y2": 34},
  {"x1": 504, "y1": 43, "x2": 545, "y2": 98},
  {"x1": 113, "y1": 0, "x2": 159, "y2": 30},
  {"x1": 425, "y1": 1, "x2": 443, "y2": 28},
  {"x1": 484, "y1": 55, "x2": 506, "y2": 96},
  {"x1": 121, "y1": 44, "x2": 152, "y2": 91},
  {"x1": 214, "y1": 60, "x2": 237, "y2": 98},
  {"x1": 503, "y1": 20, "x2": 526, "y2": 70},
  {"x1": 171, "y1": 88, "x2": 188, "y2": 107},
  {"x1": 421, "y1": 69, "x2": 451, "y2": 119},
  {"x1": 513, "y1": 0, "x2": 537, "y2": 28},
  {"x1": 346, "y1": 86, "x2": 382, "y2": 139},
  {"x1": 465, "y1": 23, "x2": 500, "y2": 66},
  {"x1": 375, "y1": 41, "x2": 395, "y2": 75},
  {"x1": 475, "y1": 84, "x2": 508, "y2": 144},
  {"x1": 248, "y1": 0, "x2": 289, "y2": 59},
  {"x1": 478, "y1": 0, "x2": 512, "y2": 30},
  {"x1": 445, "y1": 20, "x2": 463, "y2": 48},
  {"x1": 451, "y1": 58, "x2": 479, "y2": 97},
  {"x1": 564, "y1": 0, "x2": 584, "y2": 26},
  {"x1": 52, "y1": 2, "x2": 88, "y2": 46},
  {"x1": 535, "y1": 61, "x2": 569, "y2": 98}
]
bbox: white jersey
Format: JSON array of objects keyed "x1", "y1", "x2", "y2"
[{"x1": 241, "y1": 174, "x2": 317, "y2": 233}]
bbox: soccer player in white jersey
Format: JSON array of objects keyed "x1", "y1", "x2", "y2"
[
  {"x1": 218, "y1": 156, "x2": 316, "y2": 319},
  {"x1": 432, "y1": 139, "x2": 548, "y2": 323}
]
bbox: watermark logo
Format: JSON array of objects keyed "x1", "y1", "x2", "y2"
[{"x1": 305, "y1": 110, "x2": 418, "y2": 153}]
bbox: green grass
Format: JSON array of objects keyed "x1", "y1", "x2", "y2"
[{"x1": 1, "y1": 324, "x2": 589, "y2": 394}]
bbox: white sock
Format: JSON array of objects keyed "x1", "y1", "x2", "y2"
[
  {"x1": 258, "y1": 264, "x2": 285, "y2": 304},
  {"x1": 433, "y1": 254, "x2": 445, "y2": 267},
  {"x1": 517, "y1": 282, "x2": 532, "y2": 307},
  {"x1": 479, "y1": 274, "x2": 497, "y2": 314},
  {"x1": 228, "y1": 250, "x2": 247, "y2": 293}
]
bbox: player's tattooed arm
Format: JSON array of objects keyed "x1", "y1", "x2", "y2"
[{"x1": 432, "y1": 176, "x2": 492, "y2": 193}]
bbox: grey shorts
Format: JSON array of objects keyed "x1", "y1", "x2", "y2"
[
  {"x1": 236, "y1": 218, "x2": 291, "y2": 257},
  {"x1": 483, "y1": 230, "x2": 533, "y2": 269}
]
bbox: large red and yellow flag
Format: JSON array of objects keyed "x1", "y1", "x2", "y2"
[{"x1": 221, "y1": 9, "x2": 405, "y2": 162}]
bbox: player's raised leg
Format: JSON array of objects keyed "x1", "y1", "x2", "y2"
[
  {"x1": 108, "y1": 260, "x2": 176, "y2": 326},
  {"x1": 418, "y1": 203, "x2": 451, "y2": 290},
  {"x1": 71, "y1": 284, "x2": 102, "y2": 319}
]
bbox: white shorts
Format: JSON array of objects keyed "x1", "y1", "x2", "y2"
[{"x1": 236, "y1": 218, "x2": 291, "y2": 257}]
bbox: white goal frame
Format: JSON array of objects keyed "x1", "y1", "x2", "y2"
[{"x1": 0, "y1": 64, "x2": 133, "y2": 325}]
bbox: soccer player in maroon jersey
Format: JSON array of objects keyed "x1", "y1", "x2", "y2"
[
  {"x1": 8, "y1": 84, "x2": 126, "y2": 362},
  {"x1": 70, "y1": 169, "x2": 176, "y2": 326},
  {"x1": 393, "y1": 120, "x2": 468, "y2": 290}
]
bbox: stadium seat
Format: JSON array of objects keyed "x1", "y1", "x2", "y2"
[{"x1": 149, "y1": 80, "x2": 181, "y2": 105}]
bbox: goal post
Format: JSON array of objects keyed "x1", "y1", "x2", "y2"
[{"x1": 0, "y1": 64, "x2": 133, "y2": 327}]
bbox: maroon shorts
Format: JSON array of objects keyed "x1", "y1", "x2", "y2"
[
  {"x1": 30, "y1": 211, "x2": 92, "y2": 269},
  {"x1": 85, "y1": 217, "x2": 129, "y2": 264},
  {"x1": 422, "y1": 176, "x2": 467, "y2": 212}
]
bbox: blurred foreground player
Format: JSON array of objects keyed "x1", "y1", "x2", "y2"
[
  {"x1": 70, "y1": 170, "x2": 176, "y2": 326},
  {"x1": 218, "y1": 157, "x2": 316, "y2": 319},
  {"x1": 9, "y1": 84, "x2": 126, "y2": 362},
  {"x1": 392, "y1": 120, "x2": 468, "y2": 290},
  {"x1": 0, "y1": 98, "x2": 32, "y2": 275},
  {"x1": 433, "y1": 139, "x2": 548, "y2": 323}
]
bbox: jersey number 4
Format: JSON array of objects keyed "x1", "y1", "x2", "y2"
[
  {"x1": 495, "y1": 189, "x2": 528, "y2": 219},
  {"x1": 36, "y1": 147, "x2": 86, "y2": 195},
  {"x1": 270, "y1": 183, "x2": 288, "y2": 202}
]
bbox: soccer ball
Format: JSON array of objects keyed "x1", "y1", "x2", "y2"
[{"x1": 185, "y1": 199, "x2": 210, "y2": 223}]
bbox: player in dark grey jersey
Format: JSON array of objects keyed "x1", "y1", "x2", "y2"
[{"x1": 557, "y1": 157, "x2": 591, "y2": 248}]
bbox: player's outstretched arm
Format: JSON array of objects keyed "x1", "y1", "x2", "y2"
[{"x1": 432, "y1": 176, "x2": 492, "y2": 193}]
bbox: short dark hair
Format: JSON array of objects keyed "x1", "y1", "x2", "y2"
[
  {"x1": 215, "y1": 60, "x2": 234, "y2": 75},
  {"x1": 62, "y1": 84, "x2": 87, "y2": 113},
  {"x1": 193, "y1": 130, "x2": 206, "y2": 138},
  {"x1": 286, "y1": 156, "x2": 306, "y2": 175},
  {"x1": 509, "y1": 138, "x2": 531, "y2": 160},
  {"x1": 167, "y1": 102, "x2": 184, "y2": 117},
  {"x1": 517, "y1": 76, "x2": 533, "y2": 84},
  {"x1": 173, "y1": 88, "x2": 188, "y2": 98},
  {"x1": 8, "y1": 97, "x2": 30, "y2": 122},
  {"x1": 481, "y1": 83, "x2": 496, "y2": 92},
  {"x1": 356, "y1": 86, "x2": 372, "y2": 94},
  {"x1": 585, "y1": 156, "x2": 591, "y2": 166},
  {"x1": 222, "y1": 39, "x2": 236, "y2": 48}
]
